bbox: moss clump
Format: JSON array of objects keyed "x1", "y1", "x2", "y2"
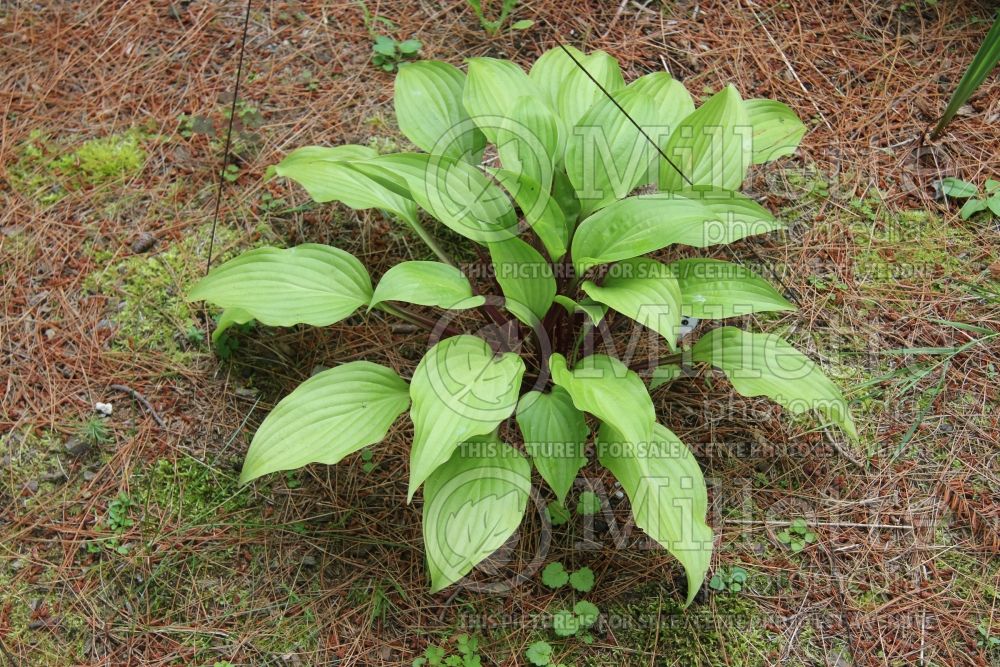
[
  {"x1": 9, "y1": 129, "x2": 147, "y2": 204},
  {"x1": 83, "y1": 225, "x2": 240, "y2": 360}
]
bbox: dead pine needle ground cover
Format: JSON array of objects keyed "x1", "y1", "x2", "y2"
[{"x1": 1, "y1": 1, "x2": 998, "y2": 665}]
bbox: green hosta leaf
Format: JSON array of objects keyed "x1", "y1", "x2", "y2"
[
  {"x1": 571, "y1": 191, "x2": 781, "y2": 274},
  {"x1": 541, "y1": 561, "x2": 569, "y2": 588},
  {"x1": 552, "y1": 168, "x2": 582, "y2": 225},
  {"x1": 408, "y1": 335, "x2": 526, "y2": 500},
  {"x1": 212, "y1": 307, "x2": 254, "y2": 345},
  {"x1": 394, "y1": 61, "x2": 486, "y2": 163},
  {"x1": 659, "y1": 85, "x2": 751, "y2": 192},
  {"x1": 744, "y1": 99, "x2": 806, "y2": 164},
  {"x1": 188, "y1": 244, "x2": 372, "y2": 328},
  {"x1": 422, "y1": 434, "x2": 530, "y2": 591},
  {"x1": 564, "y1": 88, "x2": 657, "y2": 216},
  {"x1": 516, "y1": 387, "x2": 588, "y2": 505},
  {"x1": 568, "y1": 567, "x2": 595, "y2": 592},
  {"x1": 692, "y1": 327, "x2": 858, "y2": 440},
  {"x1": 240, "y1": 362, "x2": 410, "y2": 483},
  {"x1": 556, "y1": 49, "x2": 626, "y2": 128},
  {"x1": 597, "y1": 422, "x2": 712, "y2": 605},
  {"x1": 463, "y1": 57, "x2": 535, "y2": 143},
  {"x1": 549, "y1": 353, "x2": 654, "y2": 448},
  {"x1": 488, "y1": 236, "x2": 556, "y2": 326},
  {"x1": 582, "y1": 257, "x2": 683, "y2": 351},
  {"x1": 529, "y1": 45, "x2": 584, "y2": 112},
  {"x1": 370, "y1": 261, "x2": 484, "y2": 310},
  {"x1": 491, "y1": 168, "x2": 569, "y2": 261},
  {"x1": 669, "y1": 258, "x2": 795, "y2": 319},
  {"x1": 355, "y1": 153, "x2": 518, "y2": 244},
  {"x1": 273, "y1": 146, "x2": 419, "y2": 224},
  {"x1": 625, "y1": 72, "x2": 695, "y2": 138},
  {"x1": 649, "y1": 363, "x2": 683, "y2": 389},
  {"x1": 497, "y1": 95, "x2": 564, "y2": 185},
  {"x1": 553, "y1": 295, "x2": 607, "y2": 326}
]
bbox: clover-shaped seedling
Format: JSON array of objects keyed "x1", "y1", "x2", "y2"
[
  {"x1": 546, "y1": 501, "x2": 570, "y2": 527},
  {"x1": 708, "y1": 565, "x2": 749, "y2": 593},
  {"x1": 541, "y1": 563, "x2": 594, "y2": 593},
  {"x1": 938, "y1": 177, "x2": 1000, "y2": 220},
  {"x1": 776, "y1": 518, "x2": 817, "y2": 553}
]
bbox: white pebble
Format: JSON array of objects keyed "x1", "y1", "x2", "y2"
[{"x1": 94, "y1": 402, "x2": 113, "y2": 416}]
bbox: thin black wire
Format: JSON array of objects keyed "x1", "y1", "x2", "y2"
[
  {"x1": 556, "y1": 40, "x2": 693, "y2": 188},
  {"x1": 556, "y1": 39, "x2": 801, "y2": 304},
  {"x1": 205, "y1": 0, "x2": 253, "y2": 275}
]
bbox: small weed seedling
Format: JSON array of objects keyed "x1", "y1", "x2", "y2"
[
  {"x1": 575, "y1": 492, "x2": 601, "y2": 516},
  {"x1": 546, "y1": 501, "x2": 570, "y2": 526},
  {"x1": 977, "y1": 620, "x2": 1000, "y2": 651},
  {"x1": 777, "y1": 519, "x2": 817, "y2": 553},
  {"x1": 412, "y1": 633, "x2": 482, "y2": 667},
  {"x1": 465, "y1": 0, "x2": 533, "y2": 34},
  {"x1": 87, "y1": 493, "x2": 135, "y2": 556},
  {"x1": 541, "y1": 563, "x2": 594, "y2": 592},
  {"x1": 709, "y1": 565, "x2": 749, "y2": 593},
  {"x1": 79, "y1": 416, "x2": 112, "y2": 446},
  {"x1": 372, "y1": 35, "x2": 421, "y2": 72},
  {"x1": 938, "y1": 177, "x2": 1000, "y2": 219}
]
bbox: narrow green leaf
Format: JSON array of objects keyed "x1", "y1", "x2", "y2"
[
  {"x1": 488, "y1": 236, "x2": 556, "y2": 326},
  {"x1": 422, "y1": 434, "x2": 530, "y2": 591},
  {"x1": 212, "y1": 307, "x2": 254, "y2": 345},
  {"x1": 408, "y1": 335, "x2": 526, "y2": 500},
  {"x1": 516, "y1": 387, "x2": 589, "y2": 505},
  {"x1": 597, "y1": 422, "x2": 712, "y2": 605},
  {"x1": 931, "y1": 13, "x2": 1000, "y2": 138},
  {"x1": 669, "y1": 257, "x2": 795, "y2": 319},
  {"x1": 564, "y1": 88, "x2": 657, "y2": 216},
  {"x1": 659, "y1": 85, "x2": 751, "y2": 192},
  {"x1": 370, "y1": 261, "x2": 484, "y2": 310},
  {"x1": 394, "y1": 61, "x2": 486, "y2": 163},
  {"x1": 571, "y1": 191, "x2": 781, "y2": 274},
  {"x1": 582, "y1": 257, "x2": 683, "y2": 351},
  {"x1": 511, "y1": 19, "x2": 534, "y2": 30},
  {"x1": 549, "y1": 353, "x2": 654, "y2": 448},
  {"x1": 491, "y1": 168, "x2": 569, "y2": 261},
  {"x1": 553, "y1": 295, "x2": 607, "y2": 326},
  {"x1": 692, "y1": 327, "x2": 858, "y2": 440},
  {"x1": 743, "y1": 99, "x2": 806, "y2": 164},
  {"x1": 240, "y1": 362, "x2": 410, "y2": 483},
  {"x1": 188, "y1": 244, "x2": 372, "y2": 328}
]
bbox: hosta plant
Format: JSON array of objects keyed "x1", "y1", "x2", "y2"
[{"x1": 188, "y1": 46, "x2": 856, "y2": 602}]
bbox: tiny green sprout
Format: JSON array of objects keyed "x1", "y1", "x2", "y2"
[
  {"x1": 568, "y1": 566, "x2": 594, "y2": 593},
  {"x1": 576, "y1": 491, "x2": 601, "y2": 516},
  {"x1": 371, "y1": 35, "x2": 421, "y2": 72},
  {"x1": 542, "y1": 562, "x2": 569, "y2": 589},
  {"x1": 79, "y1": 416, "x2": 112, "y2": 446},
  {"x1": 572, "y1": 600, "x2": 599, "y2": 628},
  {"x1": 222, "y1": 164, "x2": 240, "y2": 183},
  {"x1": 361, "y1": 447, "x2": 376, "y2": 473},
  {"x1": 977, "y1": 620, "x2": 1000, "y2": 650},
  {"x1": 546, "y1": 501, "x2": 570, "y2": 526},
  {"x1": 938, "y1": 176, "x2": 1000, "y2": 220},
  {"x1": 776, "y1": 519, "x2": 817, "y2": 553},
  {"x1": 709, "y1": 565, "x2": 749, "y2": 593}
]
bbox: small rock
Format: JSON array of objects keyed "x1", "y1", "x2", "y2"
[
  {"x1": 40, "y1": 470, "x2": 68, "y2": 484},
  {"x1": 83, "y1": 470, "x2": 98, "y2": 481},
  {"x1": 94, "y1": 402, "x2": 113, "y2": 416},
  {"x1": 301, "y1": 554, "x2": 317, "y2": 567},
  {"x1": 65, "y1": 437, "x2": 91, "y2": 457},
  {"x1": 130, "y1": 232, "x2": 156, "y2": 254},
  {"x1": 21, "y1": 481, "x2": 38, "y2": 496}
]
